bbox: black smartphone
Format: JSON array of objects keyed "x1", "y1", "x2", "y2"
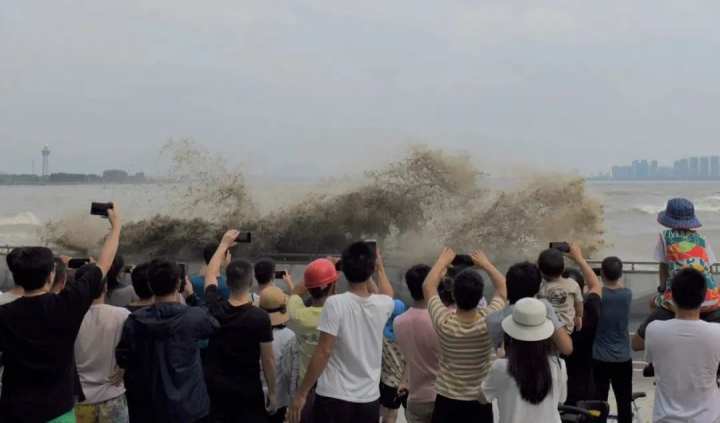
[
  {"x1": 549, "y1": 242, "x2": 571, "y2": 253},
  {"x1": 275, "y1": 270, "x2": 287, "y2": 279},
  {"x1": 90, "y1": 202, "x2": 114, "y2": 218},
  {"x1": 451, "y1": 254, "x2": 474, "y2": 268},
  {"x1": 123, "y1": 265, "x2": 135, "y2": 274},
  {"x1": 365, "y1": 239, "x2": 377, "y2": 255},
  {"x1": 177, "y1": 263, "x2": 187, "y2": 292},
  {"x1": 335, "y1": 260, "x2": 343, "y2": 271},
  {"x1": 593, "y1": 267, "x2": 602, "y2": 276},
  {"x1": 236, "y1": 232, "x2": 252, "y2": 243},
  {"x1": 68, "y1": 258, "x2": 90, "y2": 269}
]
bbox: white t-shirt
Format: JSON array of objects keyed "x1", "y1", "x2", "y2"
[
  {"x1": 482, "y1": 357, "x2": 566, "y2": 423},
  {"x1": 262, "y1": 327, "x2": 300, "y2": 409},
  {"x1": 74, "y1": 304, "x2": 131, "y2": 404},
  {"x1": 646, "y1": 319, "x2": 720, "y2": 423},
  {"x1": 316, "y1": 292, "x2": 394, "y2": 403}
]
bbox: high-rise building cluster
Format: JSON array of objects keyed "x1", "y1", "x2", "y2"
[{"x1": 611, "y1": 156, "x2": 720, "y2": 180}]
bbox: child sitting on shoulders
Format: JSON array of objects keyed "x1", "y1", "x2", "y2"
[{"x1": 537, "y1": 248, "x2": 584, "y2": 334}]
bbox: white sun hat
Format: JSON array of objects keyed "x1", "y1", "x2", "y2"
[{"x1": 501, "y1": 297, "x2": 555, "y2": 342}]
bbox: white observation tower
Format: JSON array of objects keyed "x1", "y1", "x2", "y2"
[{"x1": 41, "y1": 145, "x2": 50, "y2": 177}]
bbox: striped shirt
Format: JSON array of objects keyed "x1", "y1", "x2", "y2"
[{"x1": 428, "y1": 295, "x2": 506, "y2": 401}]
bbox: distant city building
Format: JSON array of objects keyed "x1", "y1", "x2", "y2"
[
  {"x1": 608, "y1": 155, "x2": 720, "y2": 181},
  {"x1": 689, "y1": 157, "x2": 700, "y2": 179},
  {"x1": 712, "y1": 156, "x2": 720, "y2": 178},
  {"x1": 700, "y1": 157, "x2": 710, "y2": 179}
]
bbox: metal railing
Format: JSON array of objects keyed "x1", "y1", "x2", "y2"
[
  {"x1": 587, "y1": 259, "x2": 720, "y2": 275},
  {"x1": 2, "y1": 244, "x2": 720, "y2": 274}
]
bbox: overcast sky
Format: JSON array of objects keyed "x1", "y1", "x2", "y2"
[{"x1": 3, "y1": 1, "x2": 720, "y2": 178}]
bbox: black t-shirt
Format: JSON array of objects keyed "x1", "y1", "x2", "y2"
[
  {"x1": 204, "y1": 285, "x2": 273, "y2": 399},
  {"x1": 0, "y1": 265, "x2": 103, "y2": 421},
  {"x1": 564, "y1": 292, "x2": 602, "y2": 405}
]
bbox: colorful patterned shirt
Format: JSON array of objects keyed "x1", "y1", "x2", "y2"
[{"x1": 654, "y1": 229, "x2": 719, "y2": 312}]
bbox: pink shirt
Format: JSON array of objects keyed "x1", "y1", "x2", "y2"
[{"x1": 393, "y1": 306, "x2": 440, "y2": 403}]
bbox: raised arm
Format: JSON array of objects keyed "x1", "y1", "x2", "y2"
[
  {"x1": 260, "y1": 342, "x2": 278, "y2": 413},
  {"x1": 282, "y1": 271, "x2": 295, "y2": 293},
  {"x1": 375, "y1": 248, "x2": 394, "y2": 297},
  {"x1": 470, "y1": 250, "x2": 507, "y2": 301},
  {"x1": 568, "y1": 243, "x2": 601, "y2": 297},
  {"x1": 205, "y1": 229, "x2": 238, "y2": 290},
  {"x1": 423, "y1": 247, "x2": 456, "y2": 301},
  {"x1": 96, "y1": 205, "x2": 122, "y2": 278}
]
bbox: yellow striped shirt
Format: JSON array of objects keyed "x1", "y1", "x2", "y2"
[{"x1": 428, "y1": 295, "x2": 506, "y2": 401}]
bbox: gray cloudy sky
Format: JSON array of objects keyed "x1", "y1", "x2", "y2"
[{"x1": 3, "y1": 1, "x2": 720, "y2": 178}]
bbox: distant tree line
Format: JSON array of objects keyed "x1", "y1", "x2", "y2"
[{"x1": 0, "y1": 169, "x2": 146, "y2": 185}]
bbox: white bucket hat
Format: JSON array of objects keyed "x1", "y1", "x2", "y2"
[{"x1": 501, "y1": 297, "x2": 555, "y2": 342}]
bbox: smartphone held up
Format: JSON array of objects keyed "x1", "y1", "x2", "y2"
[
  {"x1": 549, "y1": 242, "x2": 571, "y2": 254},
  {"x1": 90, "y1": 202, "x2": 114, "y2": 218}
]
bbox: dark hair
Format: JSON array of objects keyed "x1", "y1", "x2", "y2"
[
  {"x1": 562, "y1": 268, "x2": 585, "y2": 290},
  {"x1": 75, "y1": 264, "x2": 95, "y2": 284},
  {"x1": 203, "y1": 243, "x2": 220, "y2": 264},
  {"x1": 52, "y1": 257, "x2": 68, "y2": 292},
  {"x1": 227, "y1": 259, "x2": 254, "y2": 292},
  {"x1": 672, "y1": 268, "x2": 707, "y2": 310},
  {"x1": 438, "y1": 277, "x2": 455, "y2": 306},
  {"x1": 341, "y1": 242, "x2": 376, "y2": 283},
  {"x1": 131, "y1": 262, "x2": 153, "y2": 300},
  {"x1": 148, "y1": 259, "x2": 180, "y2": 297},
  {"x1": 308, "y1": 285, "x2": 332, "y2": 300},
  {"x1": 601, "y1": 256, "x2": 623, "y2": 282},
  {"x1": 453, "y1": 269, "x2": 484, "y2": 310},
  {"x1": 405, "y1": 264, "x2": 431, "y2": 301},
  {"x1": 107, "y1": 255, "x2": 125, "y2": 292},
  {"x1": 505, "y1": 334, "x2": 554, "y2": 404},
  {"x1": 254, "y1": 258, "x2": 276, "y2": 285},
  {"x1": 538, "y1": 249, "x2": 565, "y2": 279},
  {"x1": 7, "y1": 247, "x2": 55, "y2": 290},
  {"x1": 506, "y1": 262, "x2": 542, "y2": 305}
]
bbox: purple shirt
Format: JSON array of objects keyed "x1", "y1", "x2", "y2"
[{"x1": 393, "y1": 307, "x2": 440, "y2": 403}]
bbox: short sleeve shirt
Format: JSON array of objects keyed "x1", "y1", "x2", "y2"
[
  {"x1": 204, "y1": 285, "x2": 273, "y2": 398},
  {"x1": 428, "y1": 295, "x2": 506, "y2": 402},
  {"x1": 286, "y1": 295, "x2": 324, "y2": 381},
  {"x1": 316, "y1": 292, "x2": 394, "y2": 403},
  {"x1": 537, "y1": 278, "x2": 583, "y2": 333}
]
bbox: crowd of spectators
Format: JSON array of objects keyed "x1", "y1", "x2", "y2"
[{"x1": 0, "y1": 197, "x2": 718, "y2": 423}]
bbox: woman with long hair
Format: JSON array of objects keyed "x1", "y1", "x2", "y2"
[{"x1": 482, "y1": 297, "x2": 567, "y2": 423}]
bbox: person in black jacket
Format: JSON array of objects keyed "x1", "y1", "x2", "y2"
[
  {"x1": 0, "y1": 204, "x2": 122, "y2": 422},
  {"x1": 117, "y1": 258, "x2": 219, "y2": 423}
]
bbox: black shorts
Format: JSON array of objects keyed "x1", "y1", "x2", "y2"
[
  {"x1": 313, "y1": 394, "x2": 379, "y2": 423},
  {"x1": 379, "y1": 382, "x2": 407, "y2": 410}
]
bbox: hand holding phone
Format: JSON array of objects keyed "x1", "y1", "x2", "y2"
[
  {"x1": 90, "y1": 202, "x2": 114, "y2": 218},
  {"x1": 178, "y1": 263, "x2": 188, "y2": 293},
  {"x1": 235, "y1": 232, "x2": 252, "y2": 243},
  {"x1": 549, "y1": 242, "x2": 571, "y2": 253},
  {"x1": 275, "y1": 270, "x2": 288, "y2": 279},
  {"x1": 68, "y1": 258, "x2": 91, "y2": 269}
]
